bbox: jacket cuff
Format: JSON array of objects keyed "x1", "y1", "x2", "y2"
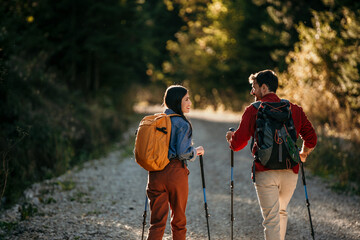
[{"x1": 188, "y1": 148, "x2": 197, "y2": 162}]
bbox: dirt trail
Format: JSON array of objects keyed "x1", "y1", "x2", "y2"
[{"x1": 1, "y1": 112, "x2": 360, "y2": 240}]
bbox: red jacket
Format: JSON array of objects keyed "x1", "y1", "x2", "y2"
[{"x1": 229, "y1": 93, "x2": 317, "y2": 173}]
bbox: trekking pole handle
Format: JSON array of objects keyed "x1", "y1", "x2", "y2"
[
  {"x1": 298, "y1": 148, "x2": 307, "y2": 186},
  {"x1": 200, "y1": 155, "x2": 206, "y2": 189},
  {"x1": 229, "y1": 127, "x2": 235, "y2": 169},
  {"x1": 300, "y1": 162, "x2": 307, "y2": 185}
]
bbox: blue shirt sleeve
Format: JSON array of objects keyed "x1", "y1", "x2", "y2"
[
  {"x1": 167, "y1": 116, "x2": 196, "y2": 161},
  {"x1": 175, "y1": 122, "x2": 196, "y2": 161}
]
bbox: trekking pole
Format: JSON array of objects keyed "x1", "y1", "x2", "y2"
[
  {"x1": 141, "y1": 195, "x2": 148, "y2": 240},
  {"x1": 199, "y1": 155, "x2": 211, "y2": 240},
  {"x1": 300, "y1": 161, "x2": 315, "y2": 240},
  {"x1": 229, "y1": 127, "x2": 235, "y2": 240}
]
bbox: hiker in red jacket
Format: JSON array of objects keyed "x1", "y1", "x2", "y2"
[{"x1": 226, "y1": 70, "x2": 317, "y2": 240}]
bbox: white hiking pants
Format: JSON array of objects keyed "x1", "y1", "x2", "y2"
[{"x1": 254, "y1": 169, "x2": 298, "y2": 240}]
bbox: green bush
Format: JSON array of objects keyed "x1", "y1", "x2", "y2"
[
  {"x1": 308, "y1": 133, "x2": 360, "y2": 195},
  {"x1": 0, "y1": 68, "x2": 129, "y2": 207}
]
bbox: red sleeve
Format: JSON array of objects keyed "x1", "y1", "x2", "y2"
[
  {"x1": 291, "y1": 104, "x2": 317, "y2": 148},
  {"x1": 230, "y1": 105, "x2": 257, "y2": 151}
]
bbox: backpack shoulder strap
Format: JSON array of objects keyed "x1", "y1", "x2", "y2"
[
  {"x1": 250, "y1": 101, "x2": 261, "y2": 154},
  {"x1": 280, "y1": 99, "x2": 290, "y2": 106},
  {"x1": 252, "y1": 101, "x2": 261, "y2": 109},
  {"x1": 168, "y1": 113, "x2": 181, "y2": 117},
  {"x1": 280, "y1": 99, "x2": 291, "y2": 112},
  {"x1": 280, "y1": 99, "x2": 297, "y2": 139}
]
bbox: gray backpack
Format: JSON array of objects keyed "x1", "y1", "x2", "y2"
[{"x1": 251, "y1": 99, "x2": 300, "y2": 169}]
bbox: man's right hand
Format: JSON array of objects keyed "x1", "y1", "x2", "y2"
[
  {"x1": 299, "y1": 146, "x2": 314, "y2": 162},
  {"x1": 299, "y1": 152, "x2": 308, "y2": 162},
  {"x1": 226, "y1": 131, "x2": 234, "y2": 142}
]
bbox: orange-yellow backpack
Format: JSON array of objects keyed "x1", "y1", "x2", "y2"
[{"x1": 134, "y1": 113, "x2": 180, "y2": 171}]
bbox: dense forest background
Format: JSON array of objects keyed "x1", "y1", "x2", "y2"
[{"x1": 0, "y1": 0, "x2": 359, "y2": 207}]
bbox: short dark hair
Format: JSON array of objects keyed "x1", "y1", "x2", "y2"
[{"x1": 248, "y1": 70, "x2": 278, "y2": 93}]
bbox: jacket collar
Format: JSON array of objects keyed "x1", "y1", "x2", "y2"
[
  {"x1": 261, "y1": 93, "x2": 281, "y2": 102},
  {"x1": 164, "y1": 108, "x2": 177, "y2": 115}
]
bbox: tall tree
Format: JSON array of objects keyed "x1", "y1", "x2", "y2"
[
  {"x1": 279, "y1": 2, "x2": 360, "y2": 133},
  {"x1": 0, "y1": 0, "x2": 153, "y2": 206},
  {"x1": 157, "y1": 0, "x2": 328, "y2": 110}
]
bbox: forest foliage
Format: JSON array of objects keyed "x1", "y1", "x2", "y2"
[
  {"x1": 1, "y1": 0, "x2": 359, "y2": 207},
  {"x1": 0, "y1": 0, "x2": 150, "y2": 206}
]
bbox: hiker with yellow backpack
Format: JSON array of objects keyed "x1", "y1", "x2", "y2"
[{"x1": 135, "y1": 85, "x2": 204, "y2": 240}]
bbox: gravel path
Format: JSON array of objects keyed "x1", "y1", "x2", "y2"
[{"x1": 1, "y1": 111, "x2": 360, "y2": 240}]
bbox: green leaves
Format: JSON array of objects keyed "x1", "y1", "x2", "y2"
[{"x1": 281, "y1": 6, "x2": 360, "y2": 129}]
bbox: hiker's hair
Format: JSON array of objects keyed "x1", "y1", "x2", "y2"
[
  {"x1": 163, "y1": 85, "x2": 192, "y2": 136},
  {"x1": 249, "y1": 70, "x2": 278, "y2": 93}
]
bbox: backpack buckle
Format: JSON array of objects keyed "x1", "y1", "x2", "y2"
[{"x1": 156, "y1": 127, "x2": 168, "y2": 134}]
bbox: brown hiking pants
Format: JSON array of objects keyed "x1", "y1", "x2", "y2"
[{"x1": 146, "y1": 159, "x2": 189, "y2": 240}]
